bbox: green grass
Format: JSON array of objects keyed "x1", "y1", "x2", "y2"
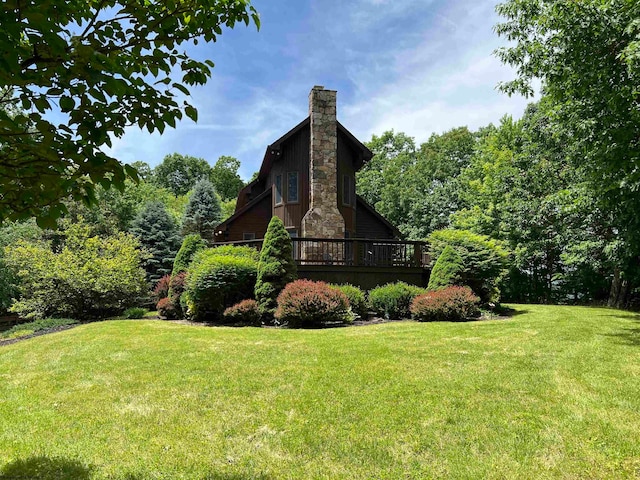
[{"x1": 0, "y1": 305, "x2": 639, "y2": 479}]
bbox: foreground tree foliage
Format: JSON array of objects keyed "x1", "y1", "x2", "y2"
[
  {"x1": 0, "y1": 0, "x2": 259, "y2": 226},
  {"x1": 5, "y1": 222, "x2": 147, "y2": 319},
  {"x1": 495, "y1": 0, "x2": 640, "y2": 307}
]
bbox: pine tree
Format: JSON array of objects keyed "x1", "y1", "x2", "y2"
[
  {"x1": 182, "y1": 178, "x2": 222, "y2": 242},
  {"x1": 255, "y1": 216, "x2": 297, "y2": 317},
  {"x1": 130, "y1": 201, "x2": 181, "y2": 285},
  {"x1": 427, "y1": 245, "x2": 465, "y2": 291}
]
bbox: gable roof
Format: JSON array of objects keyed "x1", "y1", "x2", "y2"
[
  {"x1": 257, "y1": 117, "x2": 373, "y2": 181},
  {"x1": 215, "y1": 186, "x2": 272, "y2": 231}
]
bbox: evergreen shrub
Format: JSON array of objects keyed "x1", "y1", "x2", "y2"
[
  {"x1": 411, "y1": 286, "x2": 480, "y2": 322},
  {"x1": 275, "y1": 279, "x2": 350, "y2": 328},
  {"x1": 427, "y1": 245, "x2": 465, "y2": 291},
  {"x1": 223, "y1": 299, "x2": 261, "y2": 325},
  {"x1": 330, "y1": 284, "x2": 367, "y2": 319},
  {"x1": 172, "y1": 234, "x2": 208, "y2": 276},
  {"x1": 123, "y1": 307, "x2": 147, "y2": 319},
  {"x1": 369, "y1": 281, "x2": 425, "y2": 319},
  {"x1": 255, "y1": 217, "x2": 297, "y2": 317},
  {"x1": 184, "y1": 248, "x2": 258, "y2": 321}
]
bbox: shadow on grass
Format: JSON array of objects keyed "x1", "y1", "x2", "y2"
[
  {"x1": 0, "y1": 457, "x2": 270, "y2": 480},
  {"x1": 0, "y1": 457, "x2": 92, "y2": 480}
]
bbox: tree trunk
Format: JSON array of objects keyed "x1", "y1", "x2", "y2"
[{"x1": 608, "y1": 268, "x2": 629, "y2": 309}]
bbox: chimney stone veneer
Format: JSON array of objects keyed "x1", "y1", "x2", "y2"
[{"x1": 301, "y1": 86, "x2": 345, "y2": 244}]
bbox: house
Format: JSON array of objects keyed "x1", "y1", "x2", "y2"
[
  {"x1": 214, "y1": 86, "x2": 400, "y2": 243},
  {"x1": 214, "y1": 86, "x2": 428, "y2": 288}
]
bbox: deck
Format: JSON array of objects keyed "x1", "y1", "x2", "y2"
[{"x1": 216, "y1": 237, "x2": 431, "y2": 289}]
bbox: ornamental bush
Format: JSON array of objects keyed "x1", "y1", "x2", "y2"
[
  {"x1": 223, "y1": 299, "x2": 261, "y2": 325},
  {"x1": 157, "y1": 296, "x2": 180, "y2": 319},
  {"x1": 255, "y1": 217, "x2": 297, "y2": 318},
  {"x1": 330, "y1": 283, "x2": 367, "y2": 319},
  {"x1": 275, "y1": 279, "x2": 350, "y2": 328},
  {"x1": 123, "y1": 307, "x2": 147, "y2": 319},
  {"x1": 411, "y1": 286, "x2": 480, "y2": 322},
  {"x1": 427, "y1": 245, "x2": 465, "y2": 291},
  {"x1": 428, "y1": 229, "x2": 510, "y2": 303},
  {"x1": 5, "y1": 223, "x2": 147, "y2": 320},
  {"x1": 153, "y1": 274, "x2": 171, "y2": 302},
  {"x1": 184, "y1": 247, "x2": 258, "y2": 321},
  {"x1": 368, "y1": 281, "x2": 426, "y2": 319}
]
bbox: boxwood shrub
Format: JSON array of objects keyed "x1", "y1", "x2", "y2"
[{"x1": 368, "y1": 281, "x2": 425, "y2": 319}]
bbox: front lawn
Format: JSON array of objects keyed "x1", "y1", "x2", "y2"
[{"x1": 0, "y1": 305, "x2": 639, "y2": 479}]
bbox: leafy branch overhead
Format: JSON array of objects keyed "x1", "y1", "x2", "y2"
[{"x1": 0, "y1": 0, "x2": 260, "y2": 227}]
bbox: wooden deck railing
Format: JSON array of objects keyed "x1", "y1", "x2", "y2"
[{"x1": 215, "y1": 238, "x2": 430, "y2": 268}]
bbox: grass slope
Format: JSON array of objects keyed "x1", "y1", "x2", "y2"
[{"x1": 0, "y1": 305, "x2": 639, "y2": 479}]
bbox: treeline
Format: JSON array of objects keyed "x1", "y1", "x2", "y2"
[
  {"x1": 0, "y1": 153, "x2": 247, "y2": 316},
  {"x1": 358, "y1": 99, "x2": 639, "y2": 308}
]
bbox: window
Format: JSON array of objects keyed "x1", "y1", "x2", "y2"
[
  {"x1": 275, "y1": 175, "x2": 282, "y2": 205},
  {"x1": 286, "y1": 228, "x2": 298, "y2": 238},
  {"x1": 343, "y1": 175, "x2": 352, "y2": 206},
  {"x1": 287, "y1": 172, "x2": 299, "y2": 203},
  {"x1": 287, "y1": 228, "x2": 299, "y2": 260},
  {"x1": 243, "y1": 232, "x2": 256, "y2": 240}
]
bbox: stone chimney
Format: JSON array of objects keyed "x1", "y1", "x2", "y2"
[{"x1": 301, "y1": 86, "x2": 345, "y2": 240}]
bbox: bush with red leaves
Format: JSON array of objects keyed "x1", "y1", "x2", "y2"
[
  {"x1": 275, "y1": 279, "x2": 350, "y2": 328},
  {"x1": 223, "y1": 299, "x2": 261, "y2": 325},
  {"x1": 153, "y1": 274, "x2": 171, "y2": 302},
  {"x1": 411, "y1": 286, "x2": 480, "y2": 322},
  {"x1": 157, "y1": 296, "x2": 180, "y2": 319}
]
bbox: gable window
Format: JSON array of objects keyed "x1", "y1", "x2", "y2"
[
  {"x1": 343, "y1": 175, "x2": 352, "y2": 206},
  {"x1": 243, "y1": 232, "x2": 256, "y2": 241},
  {"x1": 275, "y1": 175, "x2": 282, "y2": 205},
  {"x1": 287, "y1": 172, "x2": 299, "y2": 203}
]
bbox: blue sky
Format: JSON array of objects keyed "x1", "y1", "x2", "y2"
[{"x1": 106, "y1": 0, "x2": 535, "y2": 180}]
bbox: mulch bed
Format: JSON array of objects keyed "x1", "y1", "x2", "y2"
[{"x1": 0, "y1": 325, "x2": 79, "y2": 347}]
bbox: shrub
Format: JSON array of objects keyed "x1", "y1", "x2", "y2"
[
  {"x1": 210, "y1": 244, "x2": 260, "y2": 261},
  {"x1": 153, "y1": 274, "x2": 171, "y2": 301},
  {"x1": 172, "y1": 234, "x2": 208, "y2": 276},
  {"x1": 369, "y1": 281, "x2": 426, "y2": 319},
  {"x1": 411, "y1": 286, "x2": 480, "y2": 322},
  {"x1": 330, "y1": 283, "x2": 367, "y2": 319},
  {"x1": 123, "y1": 307, "x2": 147, "y2": 319},
  {"x1": 223, "y1": 299, "x2": 261, "y2": 325},
  {"x1": 5, "y1": 223, "x2": 147, "y2": 320},
  {"x1": 275, "y1": 279, "x2": 350, "y2": 328},
  {"x1": 428, "y1": 245, "x2": 465, "y2": 291},
  {"x1": 184, "y1": 249, "x2": 258, "y2": 321},
  {"x1": 1, "y1": 318, "x2": 78, "y2": 339},
  {"x1": 255, "y1": 216, "x2": 297, "y2": 318},
  {"x1": 157, "y1": 297, "x2": 180, "y2": 319},
  {"x1": 428, "y1": 229, "x2": 510, "y2": 303}
]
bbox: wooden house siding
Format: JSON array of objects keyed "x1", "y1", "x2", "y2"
[
  {"x1": 337, "y1": 130, "x2": 356, "y2": 236},
  {"x1": 218, "y1": 188, "x2": 272, "y2": 242},
  {"x1": 356, "y1": 197, "x2": 397, "y2": 239}
]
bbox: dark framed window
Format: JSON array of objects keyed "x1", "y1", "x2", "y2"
[
  {"x1": 343, "y1": 175, "x2": 351, "y2": 206},
  {"x1": 286, "y1": 228, "x2": 298, "y2": 238},
  {"x1": 275, "y1": 175, "x2": 282, "y2": 205},
  {"x1": 243, "y1": 232, "x2": 256, "y2": 240},
  {"x1": 287, "y1": 172, "x2": 299, "y2": 203}
]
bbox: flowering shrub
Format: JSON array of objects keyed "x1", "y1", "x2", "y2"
[
  {"x1": 368, "y1": 282, "x2": 425, "y2": 319},
  {"x1": 411, "y1": 286, "x2": 480, "y2": 322},
  {"x1": 223, "y1": 299, "x2": 261, "y2": 325},
  {"x1": 275, "y1": 279, "x2": 350, "y2": 328},
  {"x1": 153, "y1": 274, "x2": 171, "y2": 302}
]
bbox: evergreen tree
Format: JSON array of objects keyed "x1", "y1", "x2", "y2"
[
  {"x1": 255, "y1": 216, "x2": 297, "y2": 317},
  {"x1": 182, "y1": 178, "x2": 222, "y2": 242},
  {"x1": 427, "y1": 245, "x2": 465, "y2": 291},
  {"x1": 130, "y1": 201, "x2": 181, "y2": 285},
  {"x1": 172, "y1": 234, "x2": 208, "y2": 276}
]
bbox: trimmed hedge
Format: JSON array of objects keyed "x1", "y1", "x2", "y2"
[
  {"x1": 411, "y1": 286, "x2": 480, "y2": 322},
  {"x1": 275, "y1": 279, "x2": 350, "y2": 328},
  {"x1": 184, "y1": 247, "x2": 258, "y2": 321},
  {"x1": 369, "y1": 281, "x2": 425, "y2": 320},
  {"x1": 172, "y1": 234, "x2": 208, "y2": 276},
  {"x1": 330, "y1": 283, "x2": 367, "y2": 319}
]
